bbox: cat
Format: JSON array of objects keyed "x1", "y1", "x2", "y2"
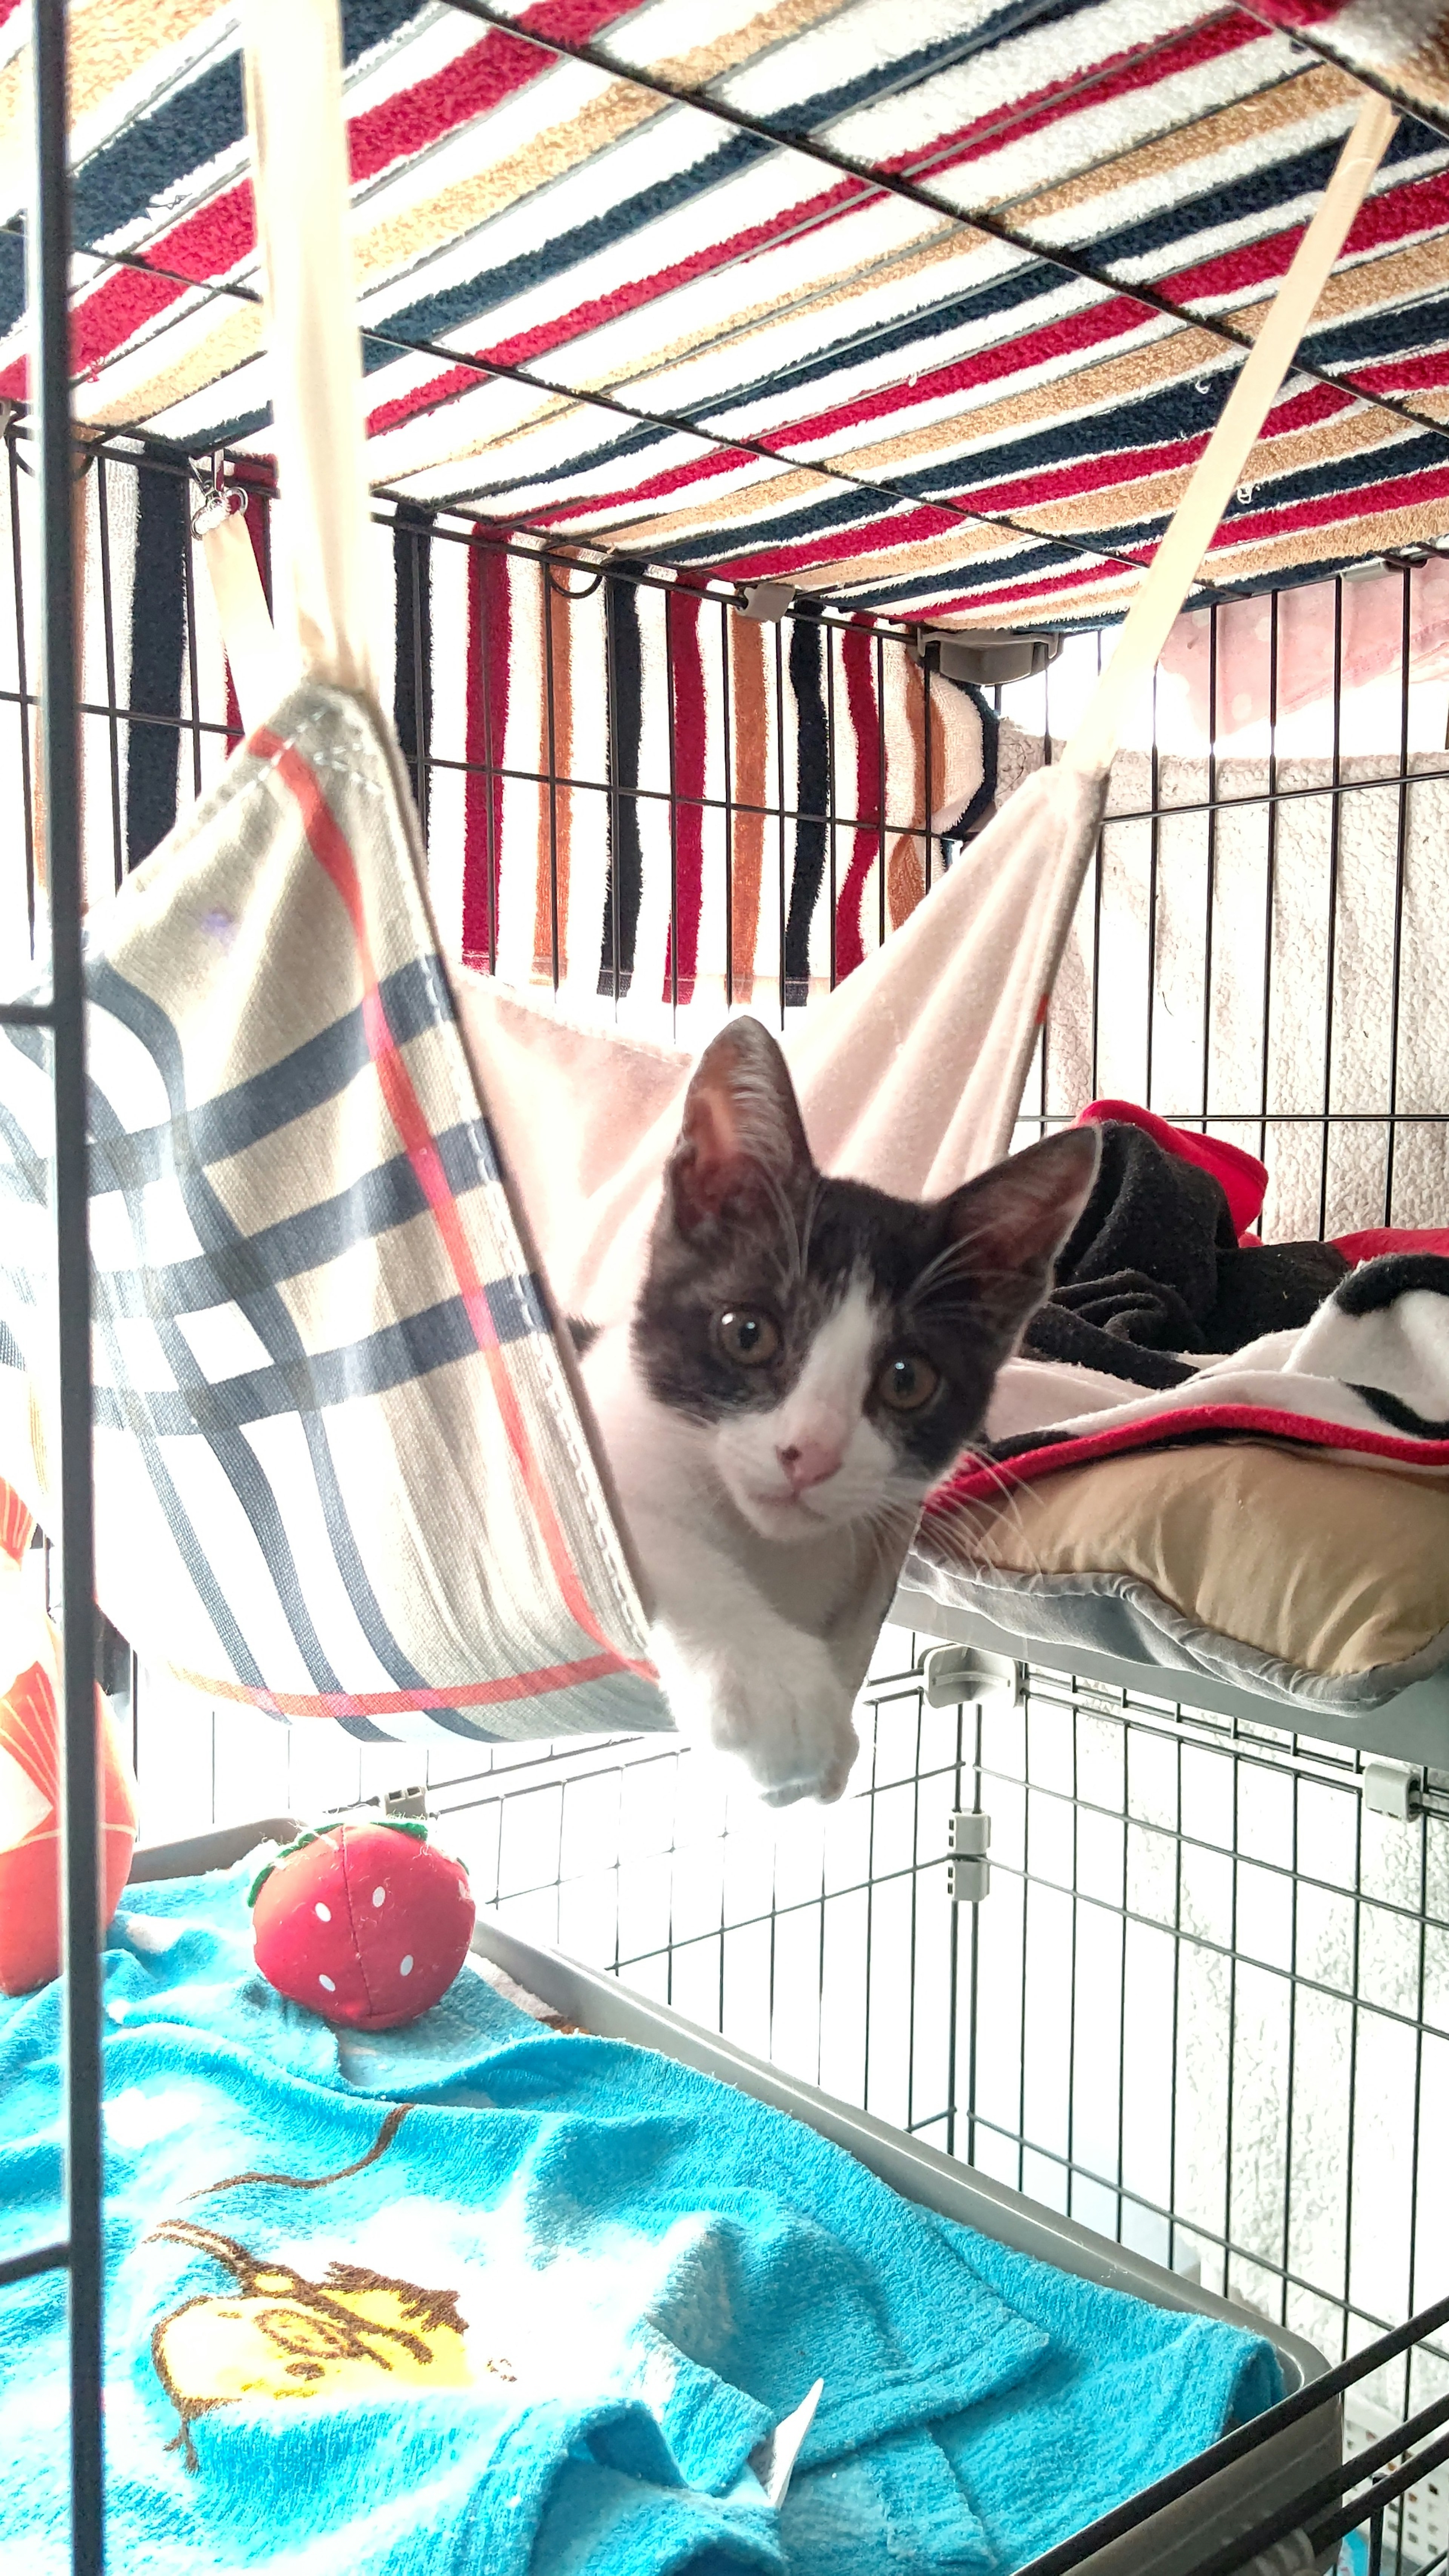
[{"x1": 578, "y1": 1016, "x2": 1099, "y2": 1808}]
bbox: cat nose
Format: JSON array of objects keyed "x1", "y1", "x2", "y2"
[{"x1": 776, "y1": 1438, "x2": 843, "y2": 1494}]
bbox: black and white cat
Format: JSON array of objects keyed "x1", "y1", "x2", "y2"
[{"x1": 578, "y1": 1017, "x2": 1098, "y2": 1807}]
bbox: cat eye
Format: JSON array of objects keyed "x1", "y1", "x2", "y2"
[
  {"x1": 875, "y1": 1352, "x2": 940, "y2": 1413},
  {"x1": 717, "y1": 1309, "x2": 781, "y2": 1367}
]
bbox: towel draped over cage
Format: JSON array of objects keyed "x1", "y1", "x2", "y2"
[{"x1": 0, "y1": 0, "x2": 1397, "y2": 1745}]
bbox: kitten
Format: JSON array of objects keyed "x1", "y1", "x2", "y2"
[{"x1": 578, "y1": 1018, "x2": 1098, "y2": 1807}]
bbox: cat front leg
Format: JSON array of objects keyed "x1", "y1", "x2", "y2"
[{"x1": 649, "y1": 1605, "x2": 860, "y2": 1808}]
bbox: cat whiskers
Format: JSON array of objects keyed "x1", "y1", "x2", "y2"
[
  {"x1": 904, "y1": 1235, "x2": 1031, "y2": 1320},
  {"x1": 855, "y1": 1493, "x2": 925, "y2": 1576},
  {"x1": 935, "y1": 1445, "x2": 1045, "y2": 1582}
]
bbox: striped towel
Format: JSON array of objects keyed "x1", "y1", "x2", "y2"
[
  {"x1": 21, "y1": 457, "x2": 992, "y2": 1043},
  {"x1": 422, "y1": 535, "x2": 995, "y2": 1026},
  {"x1": 5, "y1": 0, "x2": 1449, "y2": 624},
  {"x1": 0, "y1": 681, "x2": 667, "y2": 1748}
]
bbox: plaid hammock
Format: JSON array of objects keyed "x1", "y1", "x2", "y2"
[{"x1": 0, "y1": 682, "x2": 666, "y2": 1747}]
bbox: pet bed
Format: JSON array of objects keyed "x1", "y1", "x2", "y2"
[
  {"x1": 903, "y1": 1103, "x2": 1449, "y2": 1754},
  {"x1": 0, "y1": 1833, "x2": 1331, "y2": 2576}
]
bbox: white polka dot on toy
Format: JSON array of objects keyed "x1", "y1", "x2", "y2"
[
  {"x1": 315, "y1": 1902, "x2": 331, "y2": 1922},
  {"x1": 318, "y1": 1973, "x2": 336, "y2": 1993},
  {"x1": 400, "y1": 1955, "x2": 414, "y2": 1977},
  {"x1": 372, "y1": 1887, "x2": 385, "y2": 1907}
]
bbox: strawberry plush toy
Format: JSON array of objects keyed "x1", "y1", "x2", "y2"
[{"x1": 248, "y1": 1818, "x2": 475, "y2": 2030}]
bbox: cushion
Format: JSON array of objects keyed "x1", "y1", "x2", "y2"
[{"x1": 915, "y1": 1441, "x2": 1449, "y2": 1707}]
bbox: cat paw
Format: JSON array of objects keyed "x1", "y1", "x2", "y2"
[{"x1": 656, "y1": 1629, "x2": 859, "y2": 1806}]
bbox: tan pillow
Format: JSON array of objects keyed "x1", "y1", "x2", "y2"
[{"x1": 929, "y1": 1441, "x2": 1449, "y2": 1678}]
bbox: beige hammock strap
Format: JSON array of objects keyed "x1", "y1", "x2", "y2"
[
  {"x1": 199, "y1": 502, "x2": 286, "y2": 734},
  {"x1": 1065, "y1": 92, "x2": 1397, "y2": 778},
  {"x1": 238, "y1": 0, "x2": 377, "y2": 706}
]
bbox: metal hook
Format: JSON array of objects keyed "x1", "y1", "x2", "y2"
[
  {"x1": 190, "y1": 451, "x2": 247, "y2": 537},
  {"x1": 545, "y1": 556, "x2": 608, "y2": 599}
]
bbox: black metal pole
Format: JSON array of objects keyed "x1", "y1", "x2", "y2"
[{"x1": 29, "y1": 2, "x2": 104, "y2": 2568}]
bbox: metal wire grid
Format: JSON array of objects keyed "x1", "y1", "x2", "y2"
[
  {"x1": 0, "y1": 5, "x2": 103, "y2": 2571},
  {"x1": 132, "y1": 1632, "x2": 1449, "y2": 2575},
  {"x1": 152, "y1": 1635, "x2": 1449, "y2": 2388},
  {"x1": 958, "y1": 1670, "x2": 1449, "y2": 2382},
  {"x1": 0, "y1": 434, "x2": 962, "y2": 1025},
  {"x1": 26, "y1": 446, "x2": 1449, "y2": 2570},
  {"x1": 1003, "y1": 571, "x2": 1449, "y2": 1239},
  {"x1": 6, "y1": 443, "x2": 1448, "y2": 1250},
  {"x1": 6, "y1": 44, "x2": 1449, "y2": 2576}
]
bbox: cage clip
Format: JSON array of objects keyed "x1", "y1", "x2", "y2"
[
  {"x1": 910, "y1": 626, "x2": 1063, "y2": 689},
  {"x1": 1362, "y1": 1759, "x2": 1423, "y2": 1823},
  {"x1": 946, "y1": 1811, "x2": 991, "y2": 1903},
  {"x1": 921, "y1": 1643, "x2": 1021, "y2": 1710},
  {"x1": 546, "y1": 551, "x2": 609, "y2": 599},
  {"x1": 191, "y1": 451, "x2": 247, "y2": 538},
  {"x1": 733, "y1": 580, "x2": 794, "y2": 623}
]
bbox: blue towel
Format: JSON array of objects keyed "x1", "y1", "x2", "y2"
[
  {"x1": 0, "y1": 1864, "x2": 1282, "y2": 2574},
  {"x1": 929, "y1": 2225, "x2": 1284, "y2": 2573}
]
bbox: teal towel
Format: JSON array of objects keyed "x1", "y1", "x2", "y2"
[
  {"x1": 929, "y1": 2224, "x2": 1284, "y2": 2573},
  {"x1": 0, "y1": 1866, "x2": 1039, "y2": 2573},
  {"x1": 0, "y1": 1864, "x2": 1282, "y2": 2574}
]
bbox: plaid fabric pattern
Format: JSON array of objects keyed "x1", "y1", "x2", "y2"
[{"x1": 0, "y1": 683, "x2": 666, "y2": 1745}]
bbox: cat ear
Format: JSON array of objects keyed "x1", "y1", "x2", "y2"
[
  {"x1": 938, "y1": 1126, "x2": 1101, "y2": 1329},
  {"x1": 668, "y1": 1018, "x2": 814, "y2": 1234}
]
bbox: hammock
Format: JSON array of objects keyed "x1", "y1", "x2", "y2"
[{"x1": 0, "y1": 0, "x2": 1394, "y2": 1749}]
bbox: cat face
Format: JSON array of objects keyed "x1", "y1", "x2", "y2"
[{"x1": 635, "y1": 1018, "x2": 1099, "y2": 1546}]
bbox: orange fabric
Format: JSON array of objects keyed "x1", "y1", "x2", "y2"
[{"x1": 0, "y1": 1477, "x2": 138, "y2": 1995}]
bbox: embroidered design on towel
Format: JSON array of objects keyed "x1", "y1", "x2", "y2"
[{"x1": 146, "y1": 2106, "x2": 515, "y2": 2468}]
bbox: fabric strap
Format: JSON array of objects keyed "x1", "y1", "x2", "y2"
[
  {"x1": 200, "y1": 505, "x2": 287, "y2": 735},
  {"x1": 242, "y1": 0, "x2": 377, "y2": 701},
  {"x1": 1064, "y1": 92, "x2": 1397, "y2": 779}
]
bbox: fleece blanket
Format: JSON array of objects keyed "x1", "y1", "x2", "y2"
[
  {"x1": 925, "y1": 1096, "x2": 1449, "y2": 1513},
  {"x1": 0, "y1": 1863, "x2": 1281, "y2": 2576},
  {"x1": 934, "y1": 1252, "x2": 1449, "y2": 1518},
  {"x1": 1022, "y1": 1105, "x2": 1349, "y2": 1392}
]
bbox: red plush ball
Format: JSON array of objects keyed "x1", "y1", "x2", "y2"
[{"x1": 249, "y1": 1820, "x2": 475, "y2": 2030}]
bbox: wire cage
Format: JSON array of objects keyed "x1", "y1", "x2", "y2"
[
  {"x1": 13, "y1": 462, "x2": 1449, "y2": 2576},
  {"x1": 10, "y1": 12, "x2": 1449, "y2": 2572}
]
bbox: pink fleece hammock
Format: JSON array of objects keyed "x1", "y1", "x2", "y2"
[{"x1": 0, "y1": 0, "x2": 1395, "y2": 1749}]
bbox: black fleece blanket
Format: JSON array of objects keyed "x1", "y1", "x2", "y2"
[{"x1": 1023, "y1": 1123, "x2": 1349, "y2": 1388}]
